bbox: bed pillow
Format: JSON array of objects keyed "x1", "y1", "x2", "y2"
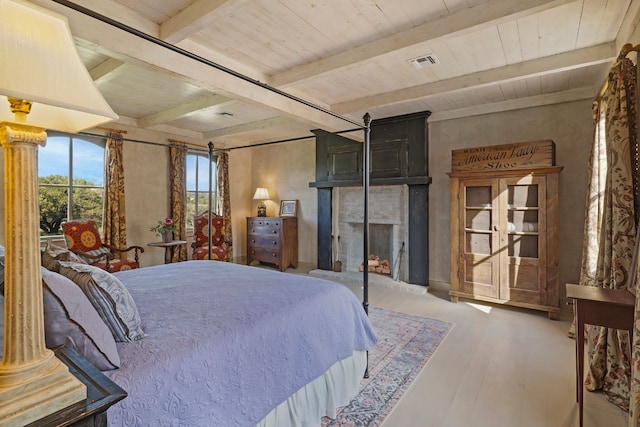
[
  {"x1": 41, "y1": 267, "x2": 120, "y2": 370},
  {"x1": 41, "y1": 240, "x2": 87, "y2": 273},
  {"x1": 58, "y1": 261, "x2": 145, "y2": 342}
]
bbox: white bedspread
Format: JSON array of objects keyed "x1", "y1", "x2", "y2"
[{"x1": 106, "y1": 261, "x2": 377, "y2": 426}]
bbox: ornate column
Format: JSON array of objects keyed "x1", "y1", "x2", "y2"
[{"x1": 0, "y1": 115, "x2": 85, "y2": 425}]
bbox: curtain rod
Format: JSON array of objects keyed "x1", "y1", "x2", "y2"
[
  {"x1": 596, "y1": 43, "x2": 640, "y2": 102},
  {"x1": 80, "y1": 131, "x2": 210, "y2": 153},
  {"x1": 52, "y1": 0, "x2": 363, "y2": 129}
]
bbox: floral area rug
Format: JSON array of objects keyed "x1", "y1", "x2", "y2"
[{"x1": 323, "y1": 307, "x2": 453, "y2": 427}]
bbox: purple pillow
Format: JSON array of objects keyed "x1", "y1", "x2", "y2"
[{"x1": 42, "y1": 267, "x2": 120, "y2": 370}]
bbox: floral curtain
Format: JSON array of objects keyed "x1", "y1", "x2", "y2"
[
  {"x1": 580, "y1": 57, "x2": 638, "y2": 414},
  {"x1": 103, "y1": 131, "x2": 128, "y2": 256},
  {"x1": 216, "y1": 151, "x2": 233, "y2": 249},
  {"x1": 169, "y1": 143, "x2": 188, "y2": 262}
]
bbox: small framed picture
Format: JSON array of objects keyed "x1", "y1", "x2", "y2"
[{"x1": 279, "y1": 200, "x2": 298, "y2": 217}]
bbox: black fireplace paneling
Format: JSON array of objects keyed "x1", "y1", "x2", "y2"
[{"x1": 310, "y1": 111, "x2": 431, "y2": 285}]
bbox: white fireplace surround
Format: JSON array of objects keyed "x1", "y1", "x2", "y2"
[{"x1": 332, "y1": 185, "x2": 409, "y2": 281}]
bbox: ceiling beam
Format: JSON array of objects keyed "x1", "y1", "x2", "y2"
[
  {"x1": 204, "y1": 116, "x2": 292, "y2": 139},
  {"x1": 333, "y1": 43, "x2": 615, "y2": 113},
  {"x1": 160, "y1": 0, "x2": 241, "y2": 44},
  {"x1": 40, "y1": 0, "x2": 359, "y2": 132},
  {"x1": 429, "y1": 86, "x2": 596, "y2": 122},
  {"x1": 89, "y1": 57, "x2": 129, "y2": 85},
  {"x1": 139, "y1": 93, "x2": 231, "y2": 128},
  {"x1": 269, "y1": 0, "x2": 575, "y2": 87}
]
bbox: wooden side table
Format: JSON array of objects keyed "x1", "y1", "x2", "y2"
[
  {"x1": 27, "y1": 346, "x2": 127, "y2": 426},
  {"x1": 147, "y1": 240, "x2": 187, "y2": 264},
  {"x1": 565, "y1": 283, "x2": 635, "y2": 427}
]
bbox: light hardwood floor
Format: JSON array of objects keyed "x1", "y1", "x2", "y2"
[{"x1": 298, "y1": 266, "x2": 628, "y2": 427}]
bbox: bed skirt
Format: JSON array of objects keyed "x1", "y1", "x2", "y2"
[{"x1": 257, "y1": 350, "x2": 366, "y2": 427}]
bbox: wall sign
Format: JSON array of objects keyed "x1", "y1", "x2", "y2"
[{"x1": 451, "y1": 140, "x2": 555, "y2": 171}]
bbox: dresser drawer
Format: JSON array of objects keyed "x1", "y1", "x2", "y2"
[
  {"x1": 248, "y1": 247, "x2": 281, "y2": 263},
  {"x1": 248, "y1": 234, "x2": 281, "y2": 249}
]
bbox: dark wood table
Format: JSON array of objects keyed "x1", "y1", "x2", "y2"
[
  {"x1": 147, "y1": 240, "x2": 187, "y2": 264},
  {"x1": 565, "y1": 283, "x2": 635, "y2": 427}
]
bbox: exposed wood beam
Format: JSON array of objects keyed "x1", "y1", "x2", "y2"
[
  {"x1": 429, "y1": 86, "x2": 596, "y2": 122},
  {"x1": 41, "y1": 0, "x2": 357, "y2": 133},
  {"x1": 160, "y1": 0, "x2": 241, "y2": 44},
  {"x1": 333, "y1": 43, "x2": 615, "y2": 113},
  {"x1": 139, "y1": 93, "x2": 231, "y2": 128},
  {"x1": 269, "y1": 0, "x2": 575, "y2": 87},
  {"x1": 203, "y1": 116, "x2": 291, "y2": 139},
  {"x1": 89, "y1": 58, "x2": 128, "y2": 85}
]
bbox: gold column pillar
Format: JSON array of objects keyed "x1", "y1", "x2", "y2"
[{"x1": 0, "y1": 121, "x2": 86, "y2": 426}]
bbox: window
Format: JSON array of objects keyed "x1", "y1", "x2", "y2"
[
  {"x1": 186, "y1": 152, "x2": 217, "y2": 229},
  {"x1": 38, "y1": 132, "x2": 106, "y2": 236}
]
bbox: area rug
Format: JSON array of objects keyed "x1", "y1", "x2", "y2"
[{"x1": 322, "y1": 307, "x2": 453, "y2": 426}]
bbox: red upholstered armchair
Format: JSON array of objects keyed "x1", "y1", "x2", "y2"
[
  {"x1": 61, "y1": 219, "x2": 144, "y2": 272},
  {"x1": 192, "y1": 212, "x2": 231, "y2": 261}
]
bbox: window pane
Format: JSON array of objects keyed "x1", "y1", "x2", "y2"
[
  {"x1": 73, "y1": 137, "x2": 105, "y2": 186},
  {"x1": 186, "y1": 155, "x2": 197, "y2": 191},
  {"x1": 39, "y1": 186, "x2": 68, "y2": 236},
  {"x1": 197, "y1": 155, "x2": 212, "y2": 192},
  {"x1": 38, "y1": 136, "x2": 69, "y2": 182},
  {"x1": 72, "y1": 188, "x2": 104, "y2": 227}
]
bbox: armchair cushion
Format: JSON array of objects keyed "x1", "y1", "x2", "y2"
[
  {"x1": 192, "y1": 213, "x2": 230, "y2": 261},
  {"x1": 62, "y1": 219, "x2": 142, "y2": 272},
  {"x1": 61, "y1": 220, "x2": 110, "y2": 265}
]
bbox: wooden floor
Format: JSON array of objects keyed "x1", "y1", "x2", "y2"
[{"x1": 294, "y1": 265, "x2": 628, "y2": 427}]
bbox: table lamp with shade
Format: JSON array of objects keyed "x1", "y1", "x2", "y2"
[
  {"x1": 253, "y1": 187, "x2": 270, "y2": 217},
  {"x1": 0, "y1": 0, "x2": 119, "y2": 424}
]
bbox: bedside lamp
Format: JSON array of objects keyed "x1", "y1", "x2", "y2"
[
  {"x1": 253, "y1": 187, "x2": 270, "y2": 217},
  {"x1": 0, "y1": 0, "x2": 118, "y2": 424}
]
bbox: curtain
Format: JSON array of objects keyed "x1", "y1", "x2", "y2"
[
  {"x1": 103, "y1": 131, "x2": 127, "y2": 255},
  {"x1": 216, "y1": 151, "x2": 233, "y2": 249},
  {"x1": 580, "y1": 57, "x2": 638, "y2": 413},
  {"x1": 169, "y1": 144, "x2": 188, "y2": 262}
]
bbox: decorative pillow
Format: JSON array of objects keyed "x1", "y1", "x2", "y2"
[
  {"x1": 61, "y1": 220, "x2": 111, "y2": 265},
  {"x1": 41, "y1": 267, "x2": 120, "y2": 370},
  {"x1": 57, "y1": 261, "x2": 145, "y2": 342},
  {"x1": 41, "y1": 240, "x2": 87, "y2": 273}
]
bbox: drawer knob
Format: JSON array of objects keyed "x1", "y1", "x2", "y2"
[{"x1": 272, "y1": 241, "x2": 277, "y2": 245}]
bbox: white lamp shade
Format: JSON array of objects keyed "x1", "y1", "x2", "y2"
[
  {"x1": 0, "y1": 0, "x2": 118, "y2": 132},
  {"x1": 253, "y1": 187, "x2": 270, "y2": 200}
]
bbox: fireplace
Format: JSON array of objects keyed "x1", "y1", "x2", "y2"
[
  {"x1": 310, "y1": 111, "x2": 431, "y2": 286},
  {"x1": 335, "y1": 186, "x2": 408, "y2": 280}
]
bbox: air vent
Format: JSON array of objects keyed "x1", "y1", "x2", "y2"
[{"x1": 408, "y1": 54, "x2": 439, "y2": 70}]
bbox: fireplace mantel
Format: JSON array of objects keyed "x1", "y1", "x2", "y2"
[{"x1": 310, "y1": 111, "x2": 431, "y2": 285}]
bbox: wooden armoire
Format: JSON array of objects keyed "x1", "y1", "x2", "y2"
[{"x1": 448, "y1": 140, "x2": 562, "y2": 319}]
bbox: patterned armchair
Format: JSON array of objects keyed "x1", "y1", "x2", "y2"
[
  {"x1": 192, "y1": 212, "x2": 231, "y2": 261},
  {"x1": 61, "y1": 219, "x2": 144, "y2": 272}
]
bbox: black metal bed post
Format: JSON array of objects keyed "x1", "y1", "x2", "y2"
[
  {"x1": 363, "y1": 112, "x2": 371, "y2": 378},
  {"x1": 208, "y1": 142, "x2": 214, "y2": 260}
]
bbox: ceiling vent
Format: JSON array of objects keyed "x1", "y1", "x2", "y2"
[{"x1": 408, "y1": 54, "x2": 439, "y2": 70}]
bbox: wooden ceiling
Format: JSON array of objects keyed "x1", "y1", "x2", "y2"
[{"x1": 33, "y1": 0, "x2": 640, "y2": 148}]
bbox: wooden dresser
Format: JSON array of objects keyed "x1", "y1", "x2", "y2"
[{"x1": 247, "y1": 217, "x2": 298, "y2": 271}]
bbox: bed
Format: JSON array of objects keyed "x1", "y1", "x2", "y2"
[{"x1": 0, "y1": 258, "x2": 377, "y2": 426}]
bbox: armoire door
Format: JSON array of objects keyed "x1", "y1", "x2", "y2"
[
  {"x1": 459, "y1": 178, "x2": 500, "y2": 299},
  {"x1": 498, "y1": 175, "x2": 546, "y2": 305}
]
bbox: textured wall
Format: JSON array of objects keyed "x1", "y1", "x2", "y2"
[{"x1": 429, "y1": 99, "x2": 593, "y2": 303}]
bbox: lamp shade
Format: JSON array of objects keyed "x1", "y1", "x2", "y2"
[
  {"x1": 0, "y1": 0, "x2": 118, "y2": 132},
  {"x1": 253, "y1": 187, "x2": 270, "y2": 200}
]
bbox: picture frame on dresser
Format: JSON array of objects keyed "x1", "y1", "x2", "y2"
[{"x1": 279, "y1": 200, "x2": 298, "y2": 217}]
